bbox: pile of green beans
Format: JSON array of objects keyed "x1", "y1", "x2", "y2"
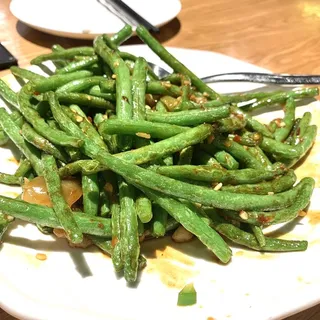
[{"x1": 0, "y1": 24, "x2": 317, "y2": 284}]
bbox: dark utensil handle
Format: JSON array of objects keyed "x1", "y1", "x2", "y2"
[
  {"x1": 107, "y1": 0, "x2": 159, "y2": 33},
  {"x1": 201, "y1": 72, "x2": 320, "y2": 84}
]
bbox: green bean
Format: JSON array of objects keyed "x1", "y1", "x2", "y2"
[
  {"x1": 14, "y1": 158, "x2": 32, "y2": 178},
  {"x1": 31, "y1": 70, "x2": 93, "y2": 93},
  {"x1": 192, "y1": 149, "x2": 221, "y2": 166},
  {"x1": 56, "y1": 92, "x2": 114, "y2": 110},
  {"x1": 0, "y1": 79, "x2": 19, "y2": 108},
  {"x1": 18, "y1": 85, "x2": 83, "y2": 148},
  {"x1": 0, "y1": 214, "x2": 14, "y2": 241},
  {"x1": 151, "y1": 204, "x2": 168, "y2": 237},
  {"x1": 224, "y1": 90, "x2": 283, "y2": 104},
  {"x1": 110, "y1": 24, "x2": 133, "y2": 46},
  {"x1": 146, "y1": 105, "x2": 230, "y2": 126},
  {"x1": 135, "y1": 194, "x2": 153, "y2": 223},
  {"x1": 82, "y1": 174, "x2": 99, "y2": 218},
  {"x1": 285, "y1": 118, "x2": 301, "y2": 145},
  {"x1": 10, "y1": 66, "x2": 45, "y2": 82},
  {"x1": 209, "y1": 212, "x2": 307, "y2": 252},
  {"x1": 214, "y1": 150, "x2": 239, "y2": 170},
  {"x1": 136, "y1": 25, "x2": 220, "y2": 100},
  {"x1": 0, "y1": 108, "x2": 43, "y2": 175},
  {"x1": 250, "y1": 225, "x2": 266, "y2": 247},
  {"x1": 42, "y1": 154, "x2": 83, "y2": 244},
  {"x1": 203, "y1": 135, "x2": 264, "y2": 169},
  {"x1": 247, "y1": 146, "x2": 273, "y2": 169},
  {"x1": 274, "y1": 97, "x2": 296, "y2": 142},
  {"x1": 139, "y1": 186, "x2": 232, "y2": 263},
  {"x1": 94, "y1": 36, "x2": 132, "y2": 150},
  {"x1": 155, "y1": 100, "x2": 167, "y2": 112},
  {"x1": 151, "y1": 163, "x2": 285, "y2": 185},
  {"x1": 221, "y1": 170, "x2": 296, "y2": 194},
  {"x1": 56, "y1": 76, "x2": 105, "y2": 93},
  {"x1": 86, "y1": 85, "x2": 116, "y2": 101},
  {"x1": 0, "y1": 110, "x2": 23, "y2": 146},
  {"x1": 99, "y1": 190, "x2": 110, "y2": 217},
  {"x1": 0, "y1": 172, "x2": 23, "y2": 185},
  {"x1": 98, "y1": 119, "x2": 188, "y2": 139},
  {"x1": 291, "y1": 112, "x2": 312, "y2": 146},
  {"x1": 55, "y1": 56, "x2": 99, "y2": 74},
  {"x1": 21, "y1": 122, "x2": 69, "y2": 163},
  {"x1": 132, "y1": 57, "x2": 148, "y2": 120},
  {"x1": 31, "y1": 47, "x2": 95, "y2": 65},
  {"x1": 100, "y1": 79, "x2": 181, "y2": 96},
  {"x1": 244, "y1": 87, "x2": 319, "y2": 112},
  {"x1": 118, "y1": 177, "x2": 140, "y2": 282},
  {"x1": 278, "y1": 125, "x2": 317, "y2": 168},
  {"x1": 0, "y1": 195, "x2": 111, "y2": 236}
]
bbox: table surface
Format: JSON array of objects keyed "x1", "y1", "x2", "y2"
[{"x1": 1, "y1": 0, "x2": 320, "y2": 319}]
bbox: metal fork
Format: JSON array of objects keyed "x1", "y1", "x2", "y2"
[{"x1": 148, "y1": 62, "x2": 320, "y2": 85}]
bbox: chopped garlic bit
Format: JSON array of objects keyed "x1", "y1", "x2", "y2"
[
  {"x1": 136, "y1": 132, "x2": 151, "y2": 139},
  {"x1": 267, "y1": 192, "x2": 274, "y2": 195},
  {"x1": 239, "y1": 210, "x2": 249, "y2": 220},
  {"x1": 172, "y1": 226, "x2": 194, "y2": 243},
  {"x1": 111, "y1": 74, "x2": 116, "y2": 79},
  {"x1": 299, "y1": 210, "x2": 307, "y2": 217},
  {"x1": 75, "y1": 115, "x2": 83, "y2": 123},
  {"x1": 213, "y1": 182, "x2": 223, "y2": 191},
  {"x1": 36, "y1": 253, "x2": 47, "y2": 261}
]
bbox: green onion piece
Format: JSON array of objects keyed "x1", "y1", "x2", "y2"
[{"x1": 177, "y1": 283, "x2": 197, "y2": 306}]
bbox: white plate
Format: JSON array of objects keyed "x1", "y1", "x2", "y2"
[
  {"x1": 9, "y1": 0, "x2": 182, "y2": 39},
  {"x1": 1, "y1": 46, "x2": 320, "y2": 320}
]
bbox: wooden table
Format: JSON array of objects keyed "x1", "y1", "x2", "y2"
[{"x1": 0, "y1": 0, "x2": 320, "y2": 319}]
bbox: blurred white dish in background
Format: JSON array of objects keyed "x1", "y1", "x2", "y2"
[{"x1": 10, "y1": 0, "x2": 182, "y2": 39}]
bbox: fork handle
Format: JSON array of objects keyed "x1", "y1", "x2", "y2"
[{"x1": 201, "y1": 72, "x2": 320, "y2": 84}]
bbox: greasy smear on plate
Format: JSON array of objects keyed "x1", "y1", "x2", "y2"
[
  {"x1": 306, "y1": 210, "x2": 320, "y2": 225},
  {"x1": 143, "y1": 238, "x2": 198, "y2": 289},
  {"x1": 234, "y1": 250, "x2": 275, "y2": 260},
  {"x1": 22, "y1": 176, "x2": 82, "y2": 207},
  {"x1": 7, "y1": 156, "x2": 19, "y2": 165}
]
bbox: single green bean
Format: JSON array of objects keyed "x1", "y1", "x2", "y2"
[
  {"x1": 221, "y1": 170, "x2": 296, "y2": 194},
  {"x1": 98, "y1": 119, "x2": 188, "y2": 139},
  {"x1": 151, "y1": 163, "x2": 286, "y2": 185},
  {"x1": 56, "y1": 76, "x2": 105, "y2": 93},
  {"x1": 132, "y1": 57, "x2": 148, "y2": 120},
  {"x1": 110, "y1": 24, "x2": 133, "y2": 46},
  {"x1": 0, "y1": 79, "x2": 19, "y2": 108},
  {"x1": 14, "y1": 158, "x2": 32, "y2": 178},
  {"x1": 10, "y1": 66, "x2": 45, "y2": 82},
  {"x1": 214, "y1": 150, "x2": 239, "y2": 170},
  {"x1": 146, "y1": 105, "x2": 230, "y2": 126},
  {"x1": 136, "y1": 25, "x2": 220, "y2": 100},
  {"x1": 151, "y1": 204, "x2": 168, "y2": 237},
  {"x1": 135, "y1": 194, "x2": 153, "y2": 223},
  {"x1": 0, "y1": 172, "x2": 23, "y2": 185},
  {"x1": 31, "y1": 70, "x2": 93, "y2": 93},
  {"x1": 42, "y1": 154, "x2": 83, "y2": 244},
  {"x1": 274, "y1": 97, "x2": 296, "y2": 142},
  {"x1": 82, "y1": 173, "x2": 100, "y2": 216},
  {"x1": 56, "y1": 92, "x2": 115, "y2": 110},
  {"x1": 55, "y1": 56, "x2": 99, "y2": 74},
  {"x1": 31, "y1": 47, "x2": 95, "y2": 65},
  {"x1": 247, "y1": 146, "x2": 273, "y2": 169},
  {"x1": 291, "y1": 112, "x2": 312, "y2": 146},
  {"x1": 250, "y1": 225, "x2": 266, "y2": 247},
  {"x1": 0, "y1": 107, "x2": 43, "y2": 175},
  {"x1": 0, "y1": 195, "x2": 111, "y2": 236},
  {"x1": 86, "y1": 85, "x2": 116, "y2": 101},
  {"x1": 21, "y1": 122, "x2": 69, "y2": 163}
]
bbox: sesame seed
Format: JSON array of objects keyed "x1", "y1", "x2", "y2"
[
  {"x1": 239, "y1": 210, "x2": 249, "y2": 220},
  {"x1": 213, "y1": 182, "x2": 223, "y2": 191}
]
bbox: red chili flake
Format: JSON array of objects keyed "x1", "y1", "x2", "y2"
[
  {"x1": 233, "y1": 135, "x2": 242, "y2": 143},
  {"x1": 87, "y1": 116, "x2": 93, "y2": 123},
  {"x1": 258, "y1": 214, "x2": 273, "y2": 224},
  {"x1": 33, "y1": 91, "x2": 40, "y2": 96},
  {"x1": 98, "y1": 223, "x2": 104, "y2": 229}
]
